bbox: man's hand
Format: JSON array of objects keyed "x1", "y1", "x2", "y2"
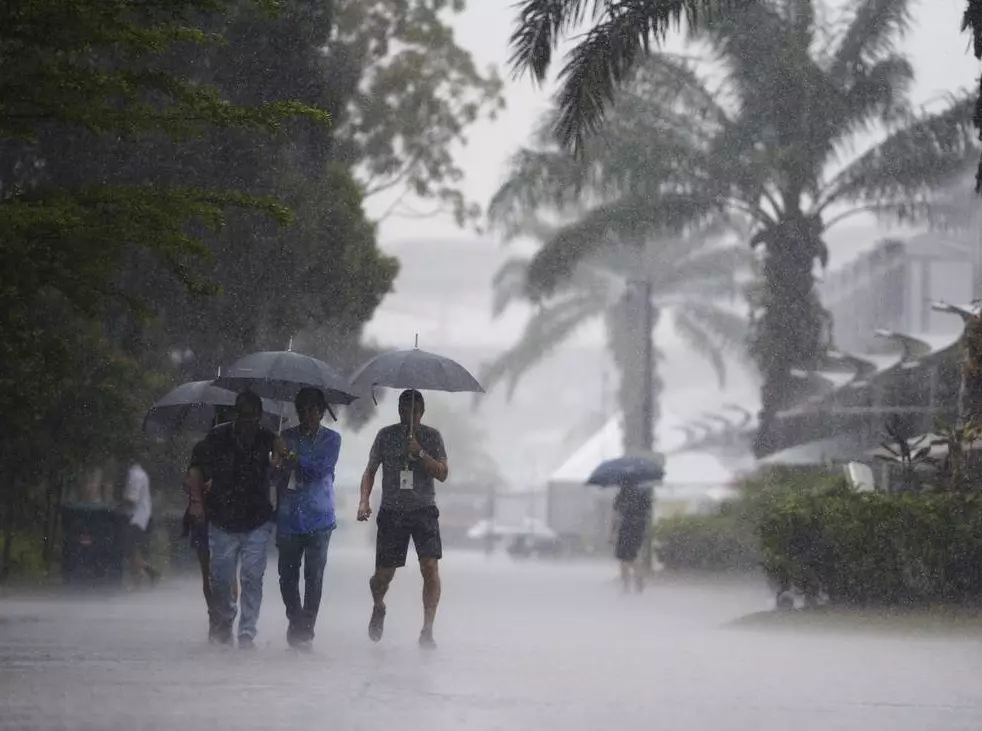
[
  {"x1": 272, "y1": 437, "x2": 288, "y2": 468},
  {"x1": 357, "y1": 500, "x2": 372, "y2": 522},
  {"x1": 408, "y1": 435, "x2": 421, "y2": 458}
]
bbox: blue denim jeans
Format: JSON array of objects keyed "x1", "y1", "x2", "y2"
[
  {"x1": 277, "y1": 528, "x2": 333, "y2": 642},
  {"x1": 209, "y1": 521, "x2": 274, "y2": 641}
]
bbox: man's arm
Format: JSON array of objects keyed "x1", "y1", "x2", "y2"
[
  {"x1": 357, "y1": 434, "x2": 381, "y2": 521},
  {"x1": 410, "y1": 431, "x2": 448, "y2": 482},
  {"x1": 120, "y1": 469, "x2": 142, "y2": 514},
  {"x1": 184, "y1": 466, "x2": 208, "y2": 520},
  {"x1": 185, "y1": 439, "x2": 212, "y2": 520}
]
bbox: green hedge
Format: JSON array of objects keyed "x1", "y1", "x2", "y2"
[
  {"x1": 654, "y1": 512, "x2": 759, "y2": 571},
  {"x1": 652, "y1": 467, "x2": 844, "y2": 573},
  {"x1": 757, "y1": 487, "x2": 982, "y2": 606}
]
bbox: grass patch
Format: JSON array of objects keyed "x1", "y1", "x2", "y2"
[{"x1": 729, "y1": 606, "x2": 982, "y2": 637}]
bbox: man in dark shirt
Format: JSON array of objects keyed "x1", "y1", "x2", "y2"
[
  {"x1": 188, "y1": 391, "x2": 284, "y2": 648},
  {"x1": 357, "y1": 389, "x2": 448, "y2": 648}
]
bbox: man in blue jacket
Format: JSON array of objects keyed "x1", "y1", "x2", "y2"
[{"x1": 274, "y1": 386, "x2": 341, "y2": 650}]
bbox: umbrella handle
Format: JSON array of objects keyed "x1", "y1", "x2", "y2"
[{"x1": 326, "y1": 404, "x2": 337, "y2": 422}]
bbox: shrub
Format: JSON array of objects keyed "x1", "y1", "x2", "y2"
[
  {"x1": 654, "y1": 512, "x2": 759, "y2": 571},
  {"x1": 652, "y1": 466, "x2": 845, "y2": 573},
  {"x1": 756, "y1": 488, "x2": 982, "y2": 606}
]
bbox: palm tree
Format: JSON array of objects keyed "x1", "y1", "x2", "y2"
[
  {"x1": 493, "y1": 0, "x2": 977, "y2": 456},
  {"x1": 509, "y1": 0, "x2": 754, "y2": 154},
  {"x1": 480, "y1": 235, "x2": 749, "y2": 454},
  {"x1": 962, "y1": 0, "x2": 982, "y2": 189}
]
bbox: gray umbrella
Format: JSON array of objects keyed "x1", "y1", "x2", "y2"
[
  {"x1": 349, "y1": 346, "x2": 484, "y2": 396},
  {"x1": 142, "y1": 380, "x2": 293, "y2": 437},
  {"x1": 212, "y1": 350, "x2": 358, "y2": 410}
]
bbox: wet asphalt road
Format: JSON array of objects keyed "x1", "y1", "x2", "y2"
[{"x1": 1, "y1": 542, "x2": 981, "y2": 730}]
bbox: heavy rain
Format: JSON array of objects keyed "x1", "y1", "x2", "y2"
[{"x1": 2, "y1": 1, "x2": 982, "y2": 729}]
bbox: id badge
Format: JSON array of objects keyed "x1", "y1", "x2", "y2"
[{"x1": 399, "y1": 469, "x2": 414, "y2": 490}]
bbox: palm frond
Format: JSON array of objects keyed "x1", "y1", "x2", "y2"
[
  {"x1": 490, "y1": 257, "x2": 531, "y2": 317},
  {"x1": 546, "y1": 0, "x2": 755, "y2": 155},
  {"x1": 820, "y1": 94, "x2": 978, "y2": 217},
  {"x1": 647, "y1": 243, "x2": 751, "y2": 297},
  {"x1": 525, "y1": 191, "x2": 723, "y2": 298},
  {"x1": 831, "y1": 0, "x2": 913, "y2": 75},
  {"x1": 508, "y1": 0, "x2": 604, "y2": 83},
  {"x1": 680, "y1": 301, "x2": 751, "y2": 348},
  {"x1": 479, "y1": 290, "x2": 606, "y2": 399},
  {"x1": 673, "y1": 310, "x2": 729, "y2": 387},
  {"x1": 673, "y1": 302, "x2": 750, "y2": 386},
  {"x1": 487, "y1": 148, "x2": 587, "y2": 239}
]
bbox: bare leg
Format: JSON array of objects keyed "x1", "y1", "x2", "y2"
[
  {"x1": 368, "y1": 567, "x2": 396, "y2": 642},
  {"x1": 619, "y1": 560, "x2": 631, "y2": 593},
  {"x1": 370, "y1": 567, "x2": 396, "y2": 606},
  {"x1": 419, "y1": 558, "x2": 441, "y2": 638}
]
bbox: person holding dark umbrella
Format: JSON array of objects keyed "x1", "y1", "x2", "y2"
[
  {"x1": 610, "y1": 479, "x2": 654, "y2": 593},
  {"x1": 272, "y1": 387, "x2": 341, "y2": 651},
  {"x1": 588, "y1": 456, "x2": 663, "y2": 594},
  {"x1": 187, "y1": 391, "x2": 285, "y2": 648},
  {"x1": 356, "y1": 389, "x2": 449, "y2": 648}
]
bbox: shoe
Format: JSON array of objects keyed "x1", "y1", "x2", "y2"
[
  {"x1": 418, "y1": 629, "x2": 437, "y2": 650},
  {"x1": 146, "y1": 566, "x2": 161, "y2": 586},
  {"x1": 209, "y1": 623, "x2": 232, "y2": 646},
  {"x1": 287, "y1": 625, "x2": 313, "y2": 650},
  {"x1": 238, "y1": 636, "x2": 255, "y2": 650},
  {"x1": 294, "y1": 639, "x2": 313, "y2": 653},
  {"x1": 368, "y1": 603, "x2": 386, "y2": 642}
]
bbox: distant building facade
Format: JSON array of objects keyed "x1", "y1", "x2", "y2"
[{"x1": 820, "y1": 233, "x2": 977, "y2": 354}]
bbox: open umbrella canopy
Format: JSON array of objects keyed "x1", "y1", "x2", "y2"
[
  {"x1": 349, "y1": 347, "x2": 484, "y2": 394},
  {"x1": 143, "y1": 380, "x2": 292, "y2": 437},
  {"x1": 586, "y1": 456, "x2": 665, "y2": 488},
  {"x1": 213, "y1": 350, "x2": 357, "y2": 405}
]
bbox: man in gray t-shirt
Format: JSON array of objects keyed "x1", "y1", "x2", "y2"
[{"x1": 357, "y1": 389, "x2": 448, "y2": 648}]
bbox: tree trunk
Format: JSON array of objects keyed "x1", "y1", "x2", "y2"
[
  {"x1": 606, "y1": 281, "x2": 662, "y2": 455},
  {"x1": 752, "y1": 215, "x2": 827, "y2": 457}
]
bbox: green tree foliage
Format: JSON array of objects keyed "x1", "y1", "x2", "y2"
[
  {"x1": 0, "y1": 1, "x2": 328, "y2": 474},
  {"x1": 329, "y1": 0, "x2": 505, "y2": 225}
]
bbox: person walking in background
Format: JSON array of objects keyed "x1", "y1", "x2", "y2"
[
  {"x1": 189, "y1": 391, "x2": 284, "y2": 648},
  {"x1": 274, "y1": 387, "x2": 341, "y2": 651},
  {"x1": 610, "y1": 480, "x2": 653, "y2": 593},
  {"x1": 122, "y1": 459, "x2": 160, "y2": 587},
  {"x1": 357, "y1": 389, "x2": 448, "y2": 649}
]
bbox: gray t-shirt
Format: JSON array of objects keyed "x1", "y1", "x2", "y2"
[{"x1": 370, "y1": 423, "x2": 447, "y2": 512}]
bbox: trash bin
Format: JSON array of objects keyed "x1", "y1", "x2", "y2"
[{"x1": 61, "y1": 502, "x2": 126, "y2": 587}]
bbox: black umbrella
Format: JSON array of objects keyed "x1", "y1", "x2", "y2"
[
  {"x1": 349, "y1": 344, "x2": 484, "y2": 397},
  {"x1": 586, "y1": 456, "x2": 665, "y2": 488},
  {"x1": 142, "y1": 380, "x2": 293, "y2": 437},
  {"x1": 349, "y1": 339, "x2": 484, "y2": 438},
  {"x1": 212, "y1": 350, "x2": 358, "y2": 417}
]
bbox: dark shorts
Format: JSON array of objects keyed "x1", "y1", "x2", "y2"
[
  {"x1": 126, "y1": 523, "x2": 151, "y2": 555},
  {"x1": 376, "y1": 506, "x2": 442, "y2": 569},
  {"x1": 616, "y1": 521, "x2": 646, "y2": 562}
]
